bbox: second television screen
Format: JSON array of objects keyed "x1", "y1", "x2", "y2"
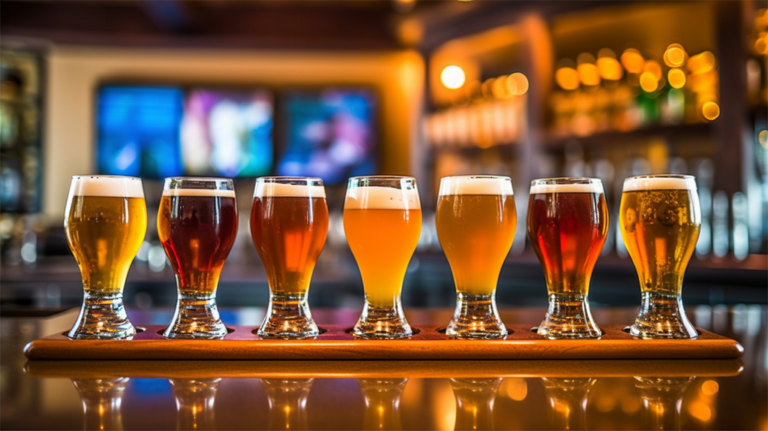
[{"x1": 278, "y1": 89, "x2": 377, "y2": 184}]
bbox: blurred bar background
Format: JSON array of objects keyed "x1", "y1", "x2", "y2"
[{"x1": 0, "y1": 0, "x2": 766, "y2": 312}]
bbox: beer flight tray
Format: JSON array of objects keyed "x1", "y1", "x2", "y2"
[{"x1": 24, "y1": 324, "x2": 743, "y2": 361}]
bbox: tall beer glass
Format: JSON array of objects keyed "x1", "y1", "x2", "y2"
[
  {"x1": 344, "y1": 176, "x2": 421, "y2": 339},
  {"x1": 620, "y1": 175, "x2": 701, "y2": 339},
  {"x1": 527, "y1": 178, "x2": 608, "y2": 339},
  {"x1": 436, "y1": 175, "x2": 516, "y2": 339},
  {"x1": 65, "y1": 175, "x2": 147, "y2": 339},
  {"x1": 251, "y1": 177, "x2": 328, "y2": 339},
  {"x1": 158, "y1": 177, "x2": 238, "y2": 339}
]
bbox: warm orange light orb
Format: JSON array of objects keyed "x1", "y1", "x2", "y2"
[
  {"x1": 621, "y1": 49, "x2": 645, "y2": 74},
  {"x1": 555, "y1": 67, "x2": 580, "y2": 91},
  {"x1": 509, "y1": 72, "x2": 529, "y2": 95},
  {"x1": 668, "y1": 68, "x2": 687, "y2": 89},
  {"x1": 702, "y1": 101, "x2": 720, "y2": 121},
  {"x1": 664, "y1": 43, "x2": 687, "y2": 67},
  {"x1": 639, "y1": 72, "x2": 658, "y2": 92},
  {"x1": 441, "y1": 65, "x2": 466, "y2": 89}
]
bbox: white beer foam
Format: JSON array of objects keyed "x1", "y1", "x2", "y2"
[
  {"x1": 163, "y1": 188, "x2": 236, "y2": 198},
  {"x1": 529, "y1": 182, "x2": 604, "y2": 194},
  {"x1": 254, "y1": 182, "x2": 326, "y2": 198},
  {"x1": 623, "y1": 176, "x2": 696, "y2": 192},
  {"x1": 69, "y1": 176, "x2": 144, "y2": 198},
  {"x1": 345, "y1": 186, "x2": 421, "y2": 210},
  {"x1": 439, "y1": 177, "x2": 513, "y2": 196}
]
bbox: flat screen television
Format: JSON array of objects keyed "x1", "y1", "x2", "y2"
[
  {"x1": 96, "y1": 85, "x2": 274, "y2": 179},
  {"x1": 278, "y1": 88, "x2": 377, "y2": 184}
]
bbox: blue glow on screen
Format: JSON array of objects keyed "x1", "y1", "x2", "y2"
[
  {"x1": 97, "y1": 86, "x2": 185, "y2": 178},
  {"x1": 278, "y1": 90, "x2": 376, "y2": 184}
]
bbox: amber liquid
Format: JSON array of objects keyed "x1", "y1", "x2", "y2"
[
  {"x1": 343, "y1": 208, "x2": 422, "y2": 307},
  {"x1": 527, "y1": 192, "x2": 608, "y2": 295},
  {"x1": 65, "y1": 196, "x2": 147, "y2": 295},
  {"x1": 158, "y1": 195, "x2": 238, "y2": 296},
  {"x1": 620, "y1": 189, "x2": 700, "y2": 294},
  {"x1": 436, "y1": 194, "x2": 517, "y2": 296},
  {"x1": 250, "y1": 196, "x2": 329, "y2": 295}
]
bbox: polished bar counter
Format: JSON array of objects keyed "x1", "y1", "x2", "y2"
[{"x1": 2, "y1": 307, "x2": 766, "y2": 430}]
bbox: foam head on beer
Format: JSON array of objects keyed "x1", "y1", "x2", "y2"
[
  {"x1": 254, "y1": 179, "x2": 326, "y2": 198},
  {"x1": 439, "y1": 176, "x2": 513, "y2": 196},
  {"x1": 345, "y1": 186, "x2": 421, "y2": 210},
  {"x1": 69, "y1": 175, "x2": 144, "y2": 198},
  {"x1": 623, "y1": 176, "x2": 697, "y2": 192},
  {"x1": 529, "y1": 180, "x2": 604, "y2": 194}
]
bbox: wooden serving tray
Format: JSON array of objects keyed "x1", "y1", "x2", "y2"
[
  {"x1": 23, "y1": 359, "x2": 744, "y2": 379},
  {"x1": 24, "y1": 324, "x2": 743, "y2": 360}
]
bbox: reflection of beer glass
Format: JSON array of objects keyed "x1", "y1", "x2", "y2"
[
  {"x1": 344, "y1": 176, "x2": 421, "y2": 339},
  {"x1": 251, "y1": 177, "x2": 328, "y2": 339},
  {"x1": 72, "y1": 378, "x2": 129, "y2": 431},
  {"x1": 436, "y1": 176, "x2": 516, "y2": 339},
  {"x1": 633, "y1": 377, "x2": 694, "y2": 430},
  {"x1": 527, "y1": 178, "x2": 608, "y2": 339},
  {"x1": 65, "y1": 176, "x2": 147, "y2": 339},
  {"x1": 621, "y1": 175, "x2": 701, "y2": 339},
  {"x1": 541, "y1": 378, "x2": 596, "y2": 431},
  {"x1": 262, "y1": 379, "x2": 314, "y2": 431},
  {"x1": 450, "y1": 378, "x2": 502, "y2": 431},
  {"x1": 170, "y1": 378, "x2": 221, "y2": 431},
  {"x1": 359, "y1": 378, "x2": 408, "y2": 431},
  {"x1": 158, "y1": 178, "x2": 238, "y2": 339}
]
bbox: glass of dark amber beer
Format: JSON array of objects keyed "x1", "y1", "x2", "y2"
[
  {"x1": 158, "y1": 177, "x2": 238, "y2": 339},
  {"x1": 527, "y1": 178, "x2": 608, "y2": 339},
  {"x1": 344, "y1": 176, "x2": 421, "y2": 339},
  {"x1": 251, "y1": 177, "x2": 328, "y2": 339},
  {"x1": 436, "y1": 176, "x2": 516, "y2": 339},
  {"x1": 620, "y1": 175, "x2": 701, "y2": 339},
  {"x1": 65, "y1": 175, "x2": 147, "y2": 339}
]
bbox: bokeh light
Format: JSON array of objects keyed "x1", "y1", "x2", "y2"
[
  {"x1": 639, "y1": 72, "x2": 658, "y2": 92},
  {"x1": 556, "y1": 67, "x2": 580, "y2": 90},
  {"x1": 688, "y1": 51, "x2": 716, "y2": 74},
  {"x1": 509, "y1": 72, "x2": 529, "y2": 95},
  {"x1": 668, "y1": 68, "x2": 686, "y2": 89},
  {"x1": 664, "y1": 43, "x2": 687, "y2": 67},
  {"x1": 759, "y1": 130, "x2": 768, "y2": 148},
  {"x1": 701, "y1": 380, "x2": 719, "y2": 396},
  {"x1": 441, "y1": 65, "x2": 466, "y2": 89},
  {"x1": 621, "y1": 49, "x2": 645, "y2": 74},
  {"x1": 643, "y1": 60, "x2": 663, "y2": 80},
  {"x1": 702, "y1": 101, "x2": 720, "y2": 121}
]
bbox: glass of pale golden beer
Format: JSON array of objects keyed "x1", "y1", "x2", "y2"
[
  {"x1": 527, "y1": 178, "x2": 608, "y2": 339},
  {"x1": 158, "y1": 177, "x2": 238, "y2": 339},
  {"x1": 65, "y1": 175, "x2": 147, "y2": 339},
  {"x1": 251, "y1": 177, "x2": 329, "y2": 339},
  {"x1": 620, "y1": 175, "x2": 701, "y2": 339},
  {"x1": 344, "y1": 176, "x2": 421, "y2": 339},
  {"x1": 436, "y1": 176, "x2": 516, "y2": 339}
]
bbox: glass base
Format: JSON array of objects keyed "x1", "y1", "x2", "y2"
[
  {"x1": 446, "y1": 293, "x2": 507, "y2": 339},
  {"x1": 164, "y1": 295, "x2": 227, "y2": 339},
  {"x1": 537, "y1": 294, "x2": 602, "y2": 339},
  {"x1": 630, "y1": 291, "x2": 698, "y2": 339},
  {"x1": 68, "y1": 293, "x2": 135, "y2": 340},
  {"x1": 258, "y1": 293, "x2": 319, "y2": 339},
  {"x1": 353, "y1": 301, "x2": 412, "y2": 339}
]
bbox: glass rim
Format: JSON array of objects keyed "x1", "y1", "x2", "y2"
[
  {"x1": 530, "y1": 177, "x2": 602, "y2": 185},
  {"x1": 624, "y1": 174, "x2": 695, "y2": 181},
  {"x1": 163, "y1": 176, "x2": 233, "y2": 182},
  {"x1": 440, "y1": 175, "x2": 511, "y2": 181},
  {"x1": 348, "y1": 175, "x2": 415, "y2": 181},
  {"x1": 71, "y1": 175, "x2": 141, "y2": 181},
  {"x1": 256, "y1": 176, "x2": 323, "y2": 184}
]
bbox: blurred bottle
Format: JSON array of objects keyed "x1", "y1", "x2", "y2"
[
  {"x1": 732, "y1": 192, "x2": 749, "y2": 260},
  {"x1": 692, "y1": 159, "x2": 714, "y2": 258},
  {"x1": 712, "y1": 191, "x2": 730, "y2": 258}
]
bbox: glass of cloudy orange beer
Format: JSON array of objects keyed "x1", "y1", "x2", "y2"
[
  {"x1": 344, "y1": 176, "x2": 421, "y2": 339},
  {"x1": 527, "y1": 177, "x2": 608, "y2": 339},
  {"x1": 251, "y1": 177, "x2": 329, "y2": 339},
  {"x1": 436, "y1": 175, "x2": 517, "y2": 339},
  {"x1": 158, "y1": 177, "x2": 238, "y2": 339}
]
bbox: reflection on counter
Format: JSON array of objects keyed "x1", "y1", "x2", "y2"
[
  {"x1": 72, "y1": 378, "x2": 128, "y2": 431},
  {"x1": 170, "y1": 379, "x2": 220, "y2": 431}
]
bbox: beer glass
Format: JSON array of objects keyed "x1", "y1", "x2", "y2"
[
  {"x1": 344, "y1": 176, "x2": 421, "y2": 339},
  {"x1": 158, "y1": 177, "x2": 238, "y2": 339},
  {"x1": 436, "y1": 175, "x2": 516, "y2": 339},
  {"x1": 620, "y1": 175, "x2": 701, "y2": 339},
  {"x1": 251, "y1": 177, "x2": 328, "y2": 339},
  {"x1": 65, "y1": 175, "x2": 147, "y2": 339},
  {"x1": 527, "y1": 178, "x2": 608, "y2": 339}
]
